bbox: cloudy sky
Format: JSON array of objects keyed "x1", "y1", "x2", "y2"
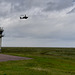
[{"x1": 0, "y1": 0, "x2": 75, "y2": 47}]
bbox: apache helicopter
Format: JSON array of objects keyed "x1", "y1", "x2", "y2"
[{"x1": 20, "y1": 14, "x2": 28, "y2": 19}]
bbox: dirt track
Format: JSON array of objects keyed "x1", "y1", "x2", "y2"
[{"x1": 0, "y1": 54, "x2": 32, "y2": 62}]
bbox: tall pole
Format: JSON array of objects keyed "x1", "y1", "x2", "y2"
[{"x1": 0, "y1": 27, "x2": 4, "y2": 52}]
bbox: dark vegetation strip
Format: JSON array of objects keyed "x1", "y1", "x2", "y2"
[{"x1": 1, "y1": 47, "x2": 75, "y2": 56}]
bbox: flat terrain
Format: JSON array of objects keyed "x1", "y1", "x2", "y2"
[
  {"x1": 0, "y1": 54, "x2": 32, "y2": 62},
  {"x1": 0, "y1": 47, "x2": 75, "y2": 75}
]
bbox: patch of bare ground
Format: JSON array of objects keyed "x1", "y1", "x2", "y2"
[{"x1": 0, "y1": 54, "x2": 32, "y2": 62}]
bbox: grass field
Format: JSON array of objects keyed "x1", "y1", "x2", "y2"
[{"x1": 0, "y1": 47, "x2": 75, "y2": 75}]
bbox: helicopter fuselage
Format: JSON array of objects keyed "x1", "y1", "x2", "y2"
[{"x1": 20, "y1": 15, "x2": 28, "y2": 19}]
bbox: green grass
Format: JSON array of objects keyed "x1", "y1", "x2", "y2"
[{"x1": 0, "y1": 47, "x2": 75, "y2": 75}]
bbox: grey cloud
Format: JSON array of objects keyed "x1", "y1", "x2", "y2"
[
  {"x1": 0, "y1": 1, "x2": 11, "y2": 17},
  {"x1": 1, "y1": 0, "x2": 75, "y2": 47},
  {"x1": 44, "y1": 0, "x2": 73, "y2": 11},
  {"x1": 2, "y1": 0, "x2": 46, "y2": 13},
  {"x1": 73, "y1": 0, "x2": 75, "y2": 2},
  {"x1": 0, "y1": 0, "x2": 47, "y2": 18},
  {"x1": 0, "y1": 0, "x2": 34, "y2": 18},
  {"x1": 6, "y1": 0, "x2": 33, "y2": 13},
  {"x1": 67, "y1": 8, "x2": 75, "y2": 14}
]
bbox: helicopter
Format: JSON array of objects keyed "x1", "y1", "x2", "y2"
[{"x1": 20, "y1": 14, "x2": 28, "y2": 19}]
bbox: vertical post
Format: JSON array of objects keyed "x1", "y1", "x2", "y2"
[{"x1": 0, "y1": 27, "x2": 4, "y2": 52}]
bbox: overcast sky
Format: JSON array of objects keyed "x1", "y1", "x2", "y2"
[{"x1": 0, "y1": 0, "x2": 75, "y2": 47}]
